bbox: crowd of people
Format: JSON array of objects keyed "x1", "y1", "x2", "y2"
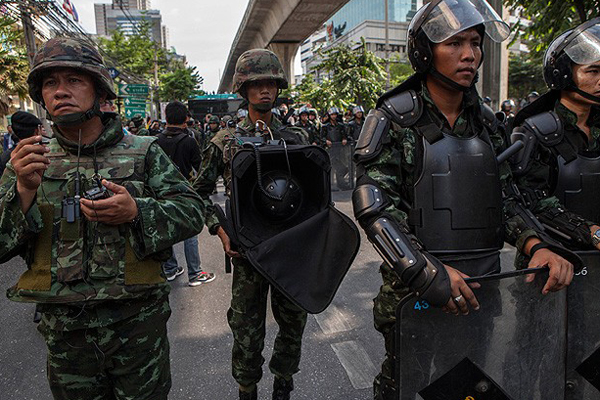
[{"x1": 0, "y1": 0, "x2": 600, "y2": 399}]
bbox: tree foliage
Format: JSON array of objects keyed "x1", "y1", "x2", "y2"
[
  {"x1": 159, "y1": 66, "x2": 204, "y2": 101},
  {"x1": 307, "y1": 38, "x2": 387, "y2": 110},
  {"x1": 0, "y1": 16, "x2": 29, "y2": 116},
  {"x1": 508, "y1": 53, "x2": 546, "y2": 99},
  {"x1": 97, "y1": 21, "x2": 203, "y2": 103},
  {"x1": 503, "y1": 0, "x2": 599, "y2": 61},
  {"x1": 97, "y1": 21, "x2": 166, "y2": 80},
  {"x1": 389, "y1": 55, "x2": 414, "y2": 87}
]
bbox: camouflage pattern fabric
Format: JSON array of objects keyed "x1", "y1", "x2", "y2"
[
  {"x1": 228, "y1": 258, "x2": 307, "y2": 388},
  {"x1": 38, "y1": 295, "x2": 171, "y2": 400},
  {"x1": 358, "y1": 77, "x2": 543, "y2": 397},
  {"x1": 232, "y1": 49, "x2": 288, "y2": 93},
  {"x1": 135, "y1": 127, "x2": 151, "y2": 137},
  {"x1": 27, "y1": 37, "x2": 117, "y2": 103},
  {"x1": 372, "y1": 263, "x2": 410, "y2": 397},
  {"x1": 0, "y1": 114, "x2": 204, "y2": 330}
]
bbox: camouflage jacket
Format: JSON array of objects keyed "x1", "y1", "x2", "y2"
[
  {"x1": 360, "y1": 81, "x2": 539, "y2": 258},
  {"x1": 512, "y1": 101, "x2": 600, "y2": 229},
  {"x1": 0, "y1": 115, "x2": 204, "y2": 329},
  {"x1": 194, "y1": 115, "x2": 308, "y2": 235}
]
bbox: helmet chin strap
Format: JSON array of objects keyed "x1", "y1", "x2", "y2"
[
  {"x1": 429, "y1": 68, "x2": 475, "y2": 92},
  {"x1": 49, "y1": 98, "x2": 103, "y2": 127},
  {"x1": 569, "y1": 85, "x2": 600, "y2": 104}
]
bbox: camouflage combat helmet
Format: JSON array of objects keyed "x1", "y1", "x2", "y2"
[
  {"x1": 232, "y1": 49, "x2": 288, "y2": 94},
  {"x1": 208, "y1": 115, "x2": 220, "y2": 124},
  {"x1": 27, "y1": 37, "x2": 117, "y2": 104},
  {"x1": 131, "y1": 114, "x2": 144, "y2": 128}
]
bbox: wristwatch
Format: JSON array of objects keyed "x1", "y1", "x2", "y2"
[{"x1": 592, "y1": 229, "x2": 600, "y2": 247}]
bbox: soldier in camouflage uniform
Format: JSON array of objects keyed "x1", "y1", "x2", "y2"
[
  {"x1": 0, "y1": 37, "x2": 204, "y2": 399},
  {"x1": 351, "y1": 2, "x2": 577, "y2": 398},
  {"x1": 128, "y1": 114, "x2": 150, "y2": 136},
  {"x1": 204, "y1": 115, "x2": 221, "y2": 144},
  {"x1": 194, "y1": 49, "x2": 308, "y2": 400}
]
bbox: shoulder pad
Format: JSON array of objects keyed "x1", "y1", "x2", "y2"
[
  {"x1": 522, "y1": 111, "x2": 563, "y2": 146},
  {"x1": 353, "y1": 109, "x2": 390, "y2": 163},
  {"x1": 480, "y1": 104, "x2": 499, "y2": 131},
  {"x1": 509, "y1": 126, "x2": 537, "y2": 176},
  {"x1": 380, "y1": 90, "x2": 422, "y2": 127}
]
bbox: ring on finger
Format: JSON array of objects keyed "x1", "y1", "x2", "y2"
[{"x1": 453, "y1": 295, "x2": 463, "y2": 304}]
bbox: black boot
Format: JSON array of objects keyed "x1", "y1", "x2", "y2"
[
  {"x1": 272, "y1": 377, "x2": 294, "y2": 400},
  {"x1": 239, "y1": 388, "x2": 257, "y2": 400}
]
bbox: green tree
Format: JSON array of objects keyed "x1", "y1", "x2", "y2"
[
  {"x1": 97, "y1": 22, "x2": 165, "y2": 80},
  {"x1": 503, "y1": 0, "x2": 599, "y2": 60},
  {"x1": 508, "y1": 53, "x2": 546, "y2": 99},
  {"x1": 388, "y1": 55, "x2": 414, "y2": 87},
  {"x1": 158, "y1": 66, "x2": 204, "y2": 101},
  {"x1": 311, "y1": 38, "x2": 387, "y2": 110},
  {"x1": 0, "y1": 16, "x2": 29, "y2": 117}
]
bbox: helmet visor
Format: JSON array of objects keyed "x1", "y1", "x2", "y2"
[
  {"x1": 564, "y1": 23, "x2": 600, "y2": 65},
  {"x1": 421, "y1": 0, "x2": 510, "y2": 44}
]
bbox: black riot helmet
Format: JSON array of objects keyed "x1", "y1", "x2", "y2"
[
  {"x1": 407, "y1": 0, "x2": 510, "y2": 91},
  {"x1": 543, "y1": 17, "x2": 600, "y2": 104}
]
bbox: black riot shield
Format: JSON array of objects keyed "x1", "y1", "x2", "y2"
[
  {"x1": 229, "y1": 144, "x2": 360, "y2": 314},
  {"x1": 395, "y1": 270, "x2": 567, "y2": 400},
  {"x1": 327, "y1": 142, "x2": 356, "y2": 191},
  {"x1": 566, "y1": 251, "x2": 600, "y2": 399}
]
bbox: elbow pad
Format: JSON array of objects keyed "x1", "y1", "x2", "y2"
[
  {"x1": 353, "y1": 183, "x2": 451, "y2": 306},
  {"x1": 537, "y1": 208, "x2": 594, "y2": 249}
]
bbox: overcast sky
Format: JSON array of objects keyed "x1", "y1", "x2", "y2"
[{"x1": 76, "y1": 0, "x2": 251, "y2": 93}]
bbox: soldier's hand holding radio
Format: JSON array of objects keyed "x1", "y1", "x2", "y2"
[{"x1": 80, "y1": 179, "x2": 138, "y2": 225}]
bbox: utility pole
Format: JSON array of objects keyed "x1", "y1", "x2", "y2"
[
  {"x1": 150, "y1": 44, "x2": 159, "y2": 120},
  {"x1": 20, "y1": 0, "x2": 46, "y2": 124},
  {"x1": 385, "y1": 0, "x2": 390, "y2": 90}
]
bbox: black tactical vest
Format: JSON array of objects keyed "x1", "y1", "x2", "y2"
[
  {"x1": 554, "y1": 154, "x2": 600, "y2": 223},
  {"x1": 410, "y1": 132, "x2": 504, "y2": 256}
]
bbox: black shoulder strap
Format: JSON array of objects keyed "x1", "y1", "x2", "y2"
[{"x1": 159, "y1": 133, "x2": 188, "y2": 161}]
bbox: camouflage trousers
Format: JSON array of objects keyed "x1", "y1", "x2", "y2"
[
  {"x1": 228, "y1": 258, "x2": 308, "y2": 388},
  {"x1": 37, "y1": 297, "x2": 172, "y2": 400},
  {"x1": 373, "y1": 263, "x2": 410, "y2": 400}
]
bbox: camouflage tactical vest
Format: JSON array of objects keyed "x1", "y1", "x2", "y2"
[{"x1": 8, "y1": 135, "x2": 166, "y2": 304}]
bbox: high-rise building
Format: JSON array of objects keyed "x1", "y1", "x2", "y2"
[
  {"x1": 112, "y1": 0, "x2": 150, "y2": 10},
  {"x1": 94, "y1": 1, "x2": 165, "y2": 48},
  {"x1": 301, "y1": 0, "x2": 422, "y2": 77}
]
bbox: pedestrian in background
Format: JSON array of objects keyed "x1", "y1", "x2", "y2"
[{"x1": 157, "y1": 101, "x2": 215, "y2": 287}]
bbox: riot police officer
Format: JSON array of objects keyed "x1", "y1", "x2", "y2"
[
  {"x1": 0, "y1": 37, "x2": 204, "y2": 399},
  {"x1": 347, "y1": 105, "x2": 365, "y2": 141},
  {"x1": 509, "y1": 20, "x2": 600, "y2": 398},
  {"x1": 194, "y1": 49, "x2": 309, "y2": 400},
  {"x1": 351, "y1": 1, "x2": 578, "y2": 398},
  {"x1": 296, "y1": 106, "x2": 319, "y2": 145}
]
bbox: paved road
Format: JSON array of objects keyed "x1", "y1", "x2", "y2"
[
  {"x1": 0, "y1": 188, "x2": 520, "y2": 400},
  {"x1": 0, "y1": 190, "x2": 386, "y2": 400}
]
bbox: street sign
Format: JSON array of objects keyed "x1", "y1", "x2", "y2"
[
  {"x1": 118, "y1": 83, "x2": 150, "y2": 96},
  {"x1": 124, "y1": 97, "x2": 147, "y2": 107},
  {"x1": 124, "y1": 107, "x2": 146, "y2": 118},
  {"x1": 107, "y1": 67, "x2": 120, "y2": 79}
]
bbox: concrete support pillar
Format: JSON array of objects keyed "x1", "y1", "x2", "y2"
[
  {"x1": 478, "y1": 0, "x2": 509, "y2": 111},
  {"x1": 268, "y1": 42, "x2": 300, "y2": 86}
]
